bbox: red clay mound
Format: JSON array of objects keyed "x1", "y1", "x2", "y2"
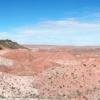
[{"x1": 0, "y1": 49, "x2": 75, "y2": 75}]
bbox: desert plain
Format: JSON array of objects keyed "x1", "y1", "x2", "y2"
[{"x1": 0, "y1": 40, "x2": 100, "y2": 100}]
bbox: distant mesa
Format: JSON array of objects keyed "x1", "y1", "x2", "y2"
[{"x1": 0, "y1": 39, "x2": 25, "y2": 49}]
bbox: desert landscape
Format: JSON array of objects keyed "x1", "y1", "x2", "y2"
[
  {"x1": 0, "y1": 0, "x2": 100, "y2": 99},
  {"x1": 0, "y1": 39, "x2": 100, "y2": 100}
]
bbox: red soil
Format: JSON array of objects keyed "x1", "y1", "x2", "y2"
[{"x1": 0, "y1": 46, "x2": 100, "y2": 99}]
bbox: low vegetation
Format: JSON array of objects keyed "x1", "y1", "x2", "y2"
[{"x1": 0, "y1": 39, "x2": 25, "y2": 49}]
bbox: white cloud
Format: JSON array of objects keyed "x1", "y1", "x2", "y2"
[
  {"x1": 1, "y1": 19, "x2": 100, "y2": 45},
  {"x1": 17, "y1": 19, "x2": 100, "y2": 34}
]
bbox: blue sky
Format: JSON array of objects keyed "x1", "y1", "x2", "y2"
[{"x1": 0, "y1": 0, "x2": 100, "y2": 45}]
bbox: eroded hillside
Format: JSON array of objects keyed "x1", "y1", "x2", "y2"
[{"x1": 0, "y1": 43, "x2": 100, "y2": 99}]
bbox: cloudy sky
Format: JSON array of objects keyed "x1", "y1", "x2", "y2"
[{"x1": 0, "y1": 0, "x2": 100, "y2": 45}]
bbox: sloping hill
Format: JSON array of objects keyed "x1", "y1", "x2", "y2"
[{"x1": 0, "y1": 39, "x2": 25, "y2": 49}]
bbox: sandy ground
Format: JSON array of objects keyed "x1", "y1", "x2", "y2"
[{"x1": 0, "y1": 46, "x2": 100, "y2": 99}]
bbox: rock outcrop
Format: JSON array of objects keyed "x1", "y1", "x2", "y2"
[{"x1": 0, "y1": 39, "x2": 25, "y2": 49}]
